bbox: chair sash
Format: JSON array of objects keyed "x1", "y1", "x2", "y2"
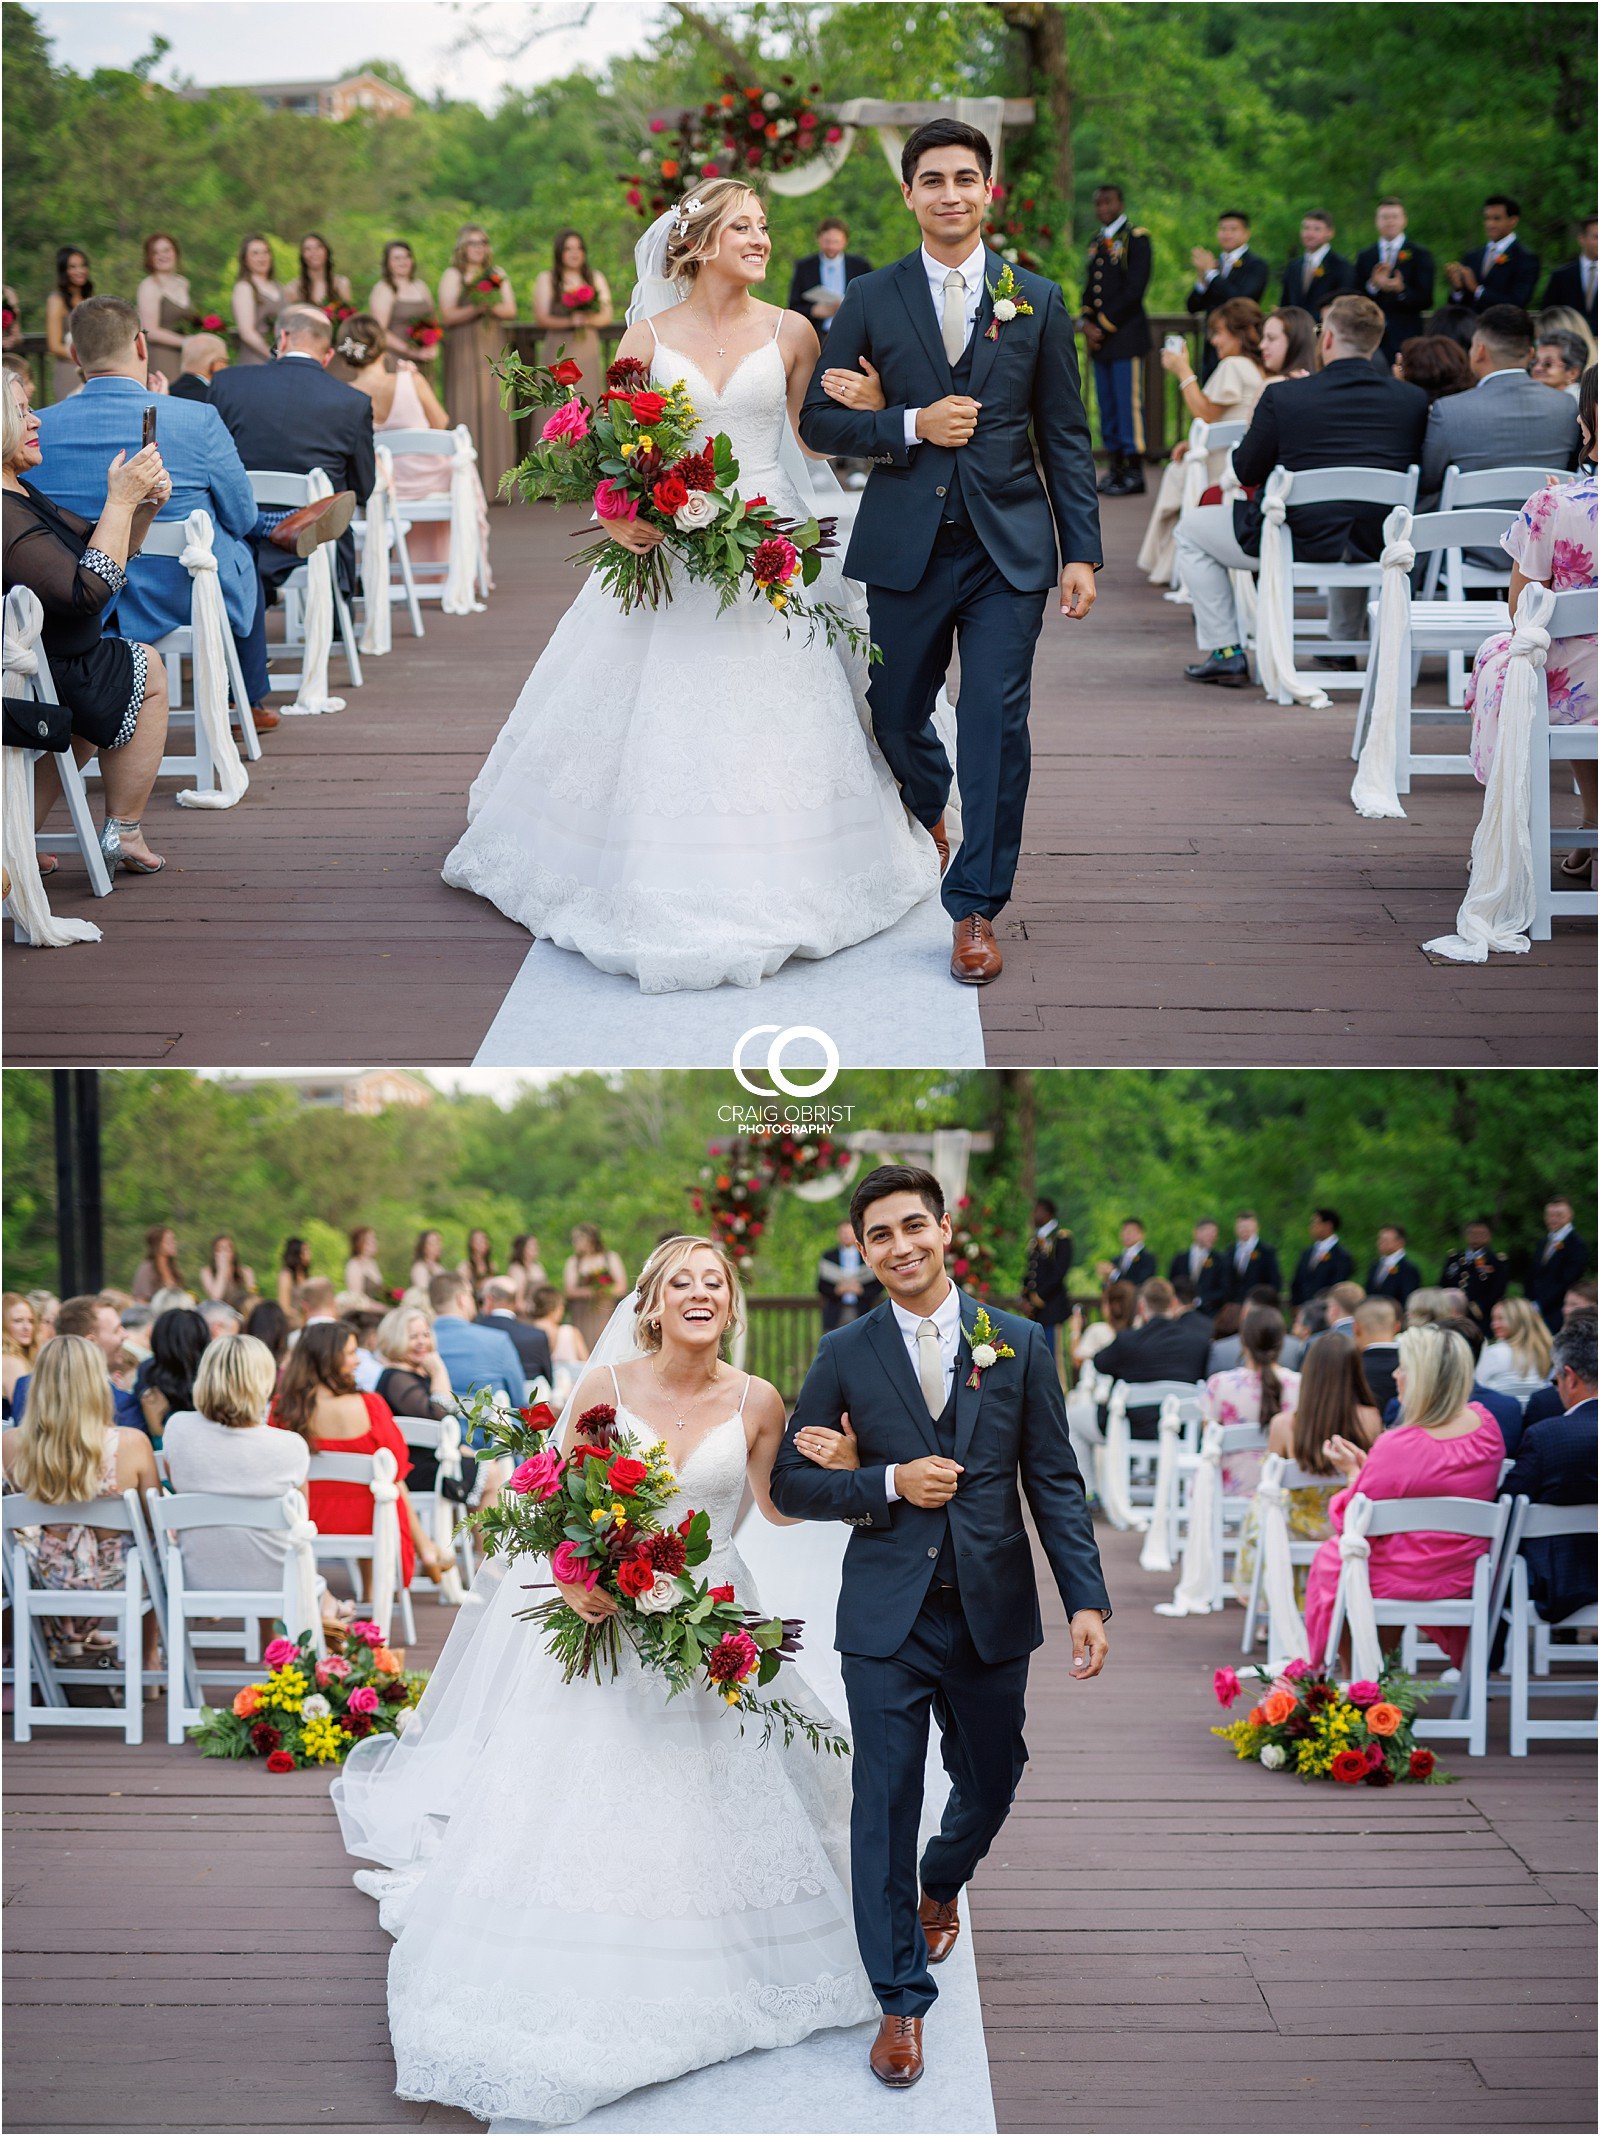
[
  {"x1": 286, "y1": 469, "x2": 347, "y2": 716},
  {"x1": 442, "y1": 427, "x2": 488, "y2": 618},
  {"x1": 2, "y1": 586, "x2": 101, "y2": 947},
  {"x1": 1255, "y1": 1454, "x2": 1311, "y2": 1670},
  {"x1": 171, "y1": 510, "x2": 249, "y2": 809},
  {"x1": 426, "y1": 1418, "x2": 467, "y2": 1604},
  {"x1": 1157, "y1": 1420, "x2": 1224, "y2": 1616},
  {"x1": 1097, "y1": 1386, "x2": 1140, "y2": 1532},
  {"x1": 359, "y1": 448, "x2": 394, "y2": 658},
  {"x1": 1424, "y1": 582, "x2": 1551, "y2": 962},
  {"x1": 1137, "y1": 1403, "x2": 1185, "y2": 1573},
  {"x1": 1349, "y1": 506, "x2": 1415, "y2": 821},
  {"x1": 1064, "y1": 1373, "x2": 1105, "y2": 1501},
  {"x1": 1254, "y1": 468, "x2": 1332, "y2": 708},
  {"x1": 1332, "y1": 1493, "x2": 1385, "y2": 1681},
  {"x1": 280, "y1": 1488, "x2": 322, "y2": 1644}
]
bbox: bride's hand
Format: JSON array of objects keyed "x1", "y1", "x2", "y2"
[
  {"x1": 606, "y1": 519, "x2": 666, "y2": 555},
  {"x1": 793, "y1": 1413, "x2": 861, "y2": 1470},
  {"x1": 556, "y1": 1577, "x2": 616, "y2": 1624},
  {"x1": 821, "y1": 357, "x2": 885, "y2": 413}
]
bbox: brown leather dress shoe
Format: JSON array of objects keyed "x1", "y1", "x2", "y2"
[
  {"x1": 951, "y1": 914, "x2": 1003, "y2": 986},
  {"x1": 869, "y1": 2015, "x2": 924, "y2": 2088},
  {"x1": 268, "y1": 491, "x2": 357, "y2": 557},
  {"x1": 919, "y1": 1890, "x2": 961, "y2": 1963},
  {"x1": 245, "y1": 702, "x2": 281, "y2": 733},
  {"x1": 929, "y1": 814, "x2": 950, "y2": 874}
]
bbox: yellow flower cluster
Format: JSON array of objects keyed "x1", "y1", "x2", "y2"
[
  {"x1": 301, "y1": 1713, "x2": 344, "y2": 1764},
  {"x1": 264, "y1": 1666, "x2": 308, "y2": 1714},
  {"x1": 1211, "y1": 1720, "x2": 1266, "y2": 1761},
  {"x1": 1297, "y1": 1702, "x2": 1357, "y2": 1777}
]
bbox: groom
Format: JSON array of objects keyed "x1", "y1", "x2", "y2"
[
  {"x1": 799, "y1": 120, "x2": 1103, "y2": 988},
  {"x1": 770, "y1": 1165, "x2": 1110, "y2": 2089}
]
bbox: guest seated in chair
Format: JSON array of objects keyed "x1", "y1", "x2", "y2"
[
  {"x1": 1234, "y1": 1328, "x2": 1379, "y2": 1605},
  {"x1": 1136, "y1": 297, "x2": 1269, "y2": 584},
  {"x1": 1094, "y1": 1276, "x2": 1213, "y2": 1438},
  {"x1": 1302, "y1": 1324, "x2": 1505, "y2": 1669},
  {"x1": 1463, "y1": 366, "x2": 1596, "y2": 872},
  {"x1": 1393, "y1": 334, "x2": 1472, "y2": 403},
  {"x1": 2, "y1": 368, "x2": 172, "y2": 875},
  {"x1": 160, "y1": 1332, "x2": 311, "y2": 1595},
  {"x1": 1419, "y1": 305, "x2": 1581, "y2": 506},
  {"x1": 1502, "y1": 1313, "x2": 1598, "y2": 1627},
  {"x1": 169, "y1": 332, "x2": 230, "y2": 405},
  {"x1": 1205, "y1": 1303, "x2": 1298, "y2": 1495}
]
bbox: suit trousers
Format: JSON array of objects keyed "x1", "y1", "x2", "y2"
[
  {"x1": 1092, "y1": 357, "x2": 1142, "y2": 455},
  {"x1": 842, "y1": 1583, "x2": 1030, "y2": 2016},
  {"x1": 865, "y1": 524, "x2": 1049, "y2": 921},
  {"x1": 1173, "y1": 503, "x2": 1256, "y2": 651}
]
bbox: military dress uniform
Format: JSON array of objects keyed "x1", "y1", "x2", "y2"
[
  {"x1": 1440, "y1": 1244, "x2": 1510, "y2": 1327},
  {"x1": 1081, "y1": 215, "x2": 1152, "y2": 495}
]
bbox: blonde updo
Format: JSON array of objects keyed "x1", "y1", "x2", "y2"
[
  {"x1": 662, "y1": 179, "x2": 764, "y2": 286},
  {"x1": 633, "y1": 1235, "x2": 745, "y2": 1354}
]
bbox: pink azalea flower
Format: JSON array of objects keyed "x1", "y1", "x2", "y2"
[
  {"x1": 541, "y1": 399, "x2": 590, "y2": 446},
  {"x1": 1212, "y1": 1666, "x2": 1242, "y2": 1707}
]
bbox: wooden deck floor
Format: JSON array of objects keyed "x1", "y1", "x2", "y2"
[
  {"x1": 3, "y1": 495, "x2": 1592, "y2": 1068},
  {"x1": 5, "y1": 1523, "x2": 1593, "y2": 2134}
]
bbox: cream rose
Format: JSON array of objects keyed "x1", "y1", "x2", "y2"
[
  {"x1": 970, "y1": 1342, "x2": 998, "y2": 1370},
  {"x1": 673, "y1": 490, "x2": 720, "y2": 533},
  {"x1": 1259, "y1": 1742, "x2": 1286, "y2": 1770},
  {"x1": 634, "y1": 1572, "x2": 682, "y2": 1615},
  {"x1": 992, "y1": 298, "x2": 1018, "y2": 324}
]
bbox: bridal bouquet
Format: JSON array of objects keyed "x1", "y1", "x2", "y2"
[
  {"x1": 496, "y1": 348, "x2": 872, "y2": 657},
  {"x1": 188, "y1": 1622, "x2": 421, "y2": 1771},
  {"x1": 458, "y1": 1391, "x2": 847, "y2": 1754},
  {"x1": 1211, "y1": 1661, "x2": 1448, "y2": 1785}
]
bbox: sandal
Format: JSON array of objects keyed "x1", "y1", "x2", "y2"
[
  {"x1": 1558, "y1": 846, "x2": 1595, "y2": 881},
  {"x1": 99, "y1": 818, "x2": 167, "y2": 876}
]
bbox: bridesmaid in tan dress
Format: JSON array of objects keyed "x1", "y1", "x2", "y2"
[
  {"x1": 561, "y1": 1224, "x2": 628, "y2": 1351},
  {"x1": 44, "y1": 246, "x2": 92, "y2": 402},
  {"x1": 285, "y1": 232, "x2": 354, "y2": 320},
  {"x1": 532, "y1": 228, "x2": 613, "y2": 399},
  {"x1": 135, "y1": 234, "x2": 192, "y2": 379},
  {"x1": 369, "y1": 242, "x2": 440, "y2": 375},
  {"x1": 437, "y1": 224, "x2": 517, "y2": 502},
  {"x1": 231, "y1": 236, "x2": 283, "y2": 364}
]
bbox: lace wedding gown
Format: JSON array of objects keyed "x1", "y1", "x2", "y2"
[
  {"x1": 440, "y1": 327, "x2": 941, "y2": 993},
  {"x1": 333, "y1": 1391, "x2": 875, "y2": 2127}
]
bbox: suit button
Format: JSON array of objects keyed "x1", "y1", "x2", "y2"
[
  {"x1": 935, "y1": 485, "x2": 947, "y2": 497},
  {"x1": 927, "y1": 1547, "x2": 938, "y2": 1559}
]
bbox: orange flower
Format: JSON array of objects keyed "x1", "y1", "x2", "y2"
[
  {"x1": 659, "y1": 158, "x2": 680, "y2": 179},
  {"x1": 372, "y1": 1648, "x2": 403, "y2": 1676},
  {"x1": 1247, "y1": 1703, "x2": 1268, "y2": 1726},
  {"x1": 232, "y1": 1685, "x2": 264, "y2": 1718},
  {"x1": 1261, "y1": 1690, "x2": 1297, "y2": 1725},
  {"x1": 1365, "y1": 1702, "x2": 1403, "y2": 1737}
]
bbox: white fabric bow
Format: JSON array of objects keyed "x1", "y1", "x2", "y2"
[
  {"x1": 173, "y1": 510, "x2": 250, "y2": 809},
  {"x1": 1138, "y1": 1403, "x2": 1186, "y2": 1573},
  {"x1": 1332, "y1": 1494, "x2": 1385, "y2": 1680},
  {"x1": 1350, "y1": 505, "x2": 1415, "y2": 821},
  {"x1": 1254, "y1": 468, "x2": 1332, "y2": 709},
  {"x1": 1157, "y1": 1421, "x2": 1224, "y2": 1616},
  {"x1": 2, "y1": 583, "x2": 103, "y2": 947},
  {"x1": 1253, "y1": 1454, "x2": 1311, "y2": 1671}
]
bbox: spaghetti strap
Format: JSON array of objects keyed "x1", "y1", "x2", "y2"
[
  {"x1": 642, "y1": 317, "x2": 657, "y2": 346},
  {"x1": 607, "y1": 1364, "x2": 622, "y2": 1402},
  {"x1": 737, "y1": 1373, "x2": 753, "y2": 1414},
  {"x1": 770, "y1": 308, "x2": 784, "y2": 342}
]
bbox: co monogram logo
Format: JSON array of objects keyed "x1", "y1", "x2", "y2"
[{"x1": 732, "y1": 1024, "x2": 841, "y2": 1098}]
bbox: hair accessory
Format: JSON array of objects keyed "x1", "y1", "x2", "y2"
[{"x1": 675, "y1": 196, "x2": 705, "y2": 232}]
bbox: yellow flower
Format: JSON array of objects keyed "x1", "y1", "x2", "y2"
[
  {"x1": 619, "y1": 440, "x2": 637, "y2": 457},
  {"x1": 301, "y1": 1713, "x2": 344, "y2": 1764},
  {"x1": 265, "y1": 1666, "x2": 308, "y2": 1712},
  {"x1": 590, "y1": 1509, "x2": 607, "y2": 1524},
  {"x1": 724, "y1": 1691, "x2": 740, "y2": 1706},
  {"x1": 771, "y1": 592, "x2": 788, "y2": 611},
  {"x1": 636, "y1": 431, "x2": 654, "y2": 448},
  {"x1": 611, "y1": 1501, "x2": 626, "y2": 1520}
]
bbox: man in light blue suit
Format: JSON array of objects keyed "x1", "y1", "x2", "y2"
[
  {"x1": 428, "y1": 1272, "x2": 527, "y2": 1448},
  {"x1": 34, "y1": 295, "x2": 272, "y2": 718}
]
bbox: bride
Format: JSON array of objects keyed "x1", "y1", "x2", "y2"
[
  {"x1": 333, "y1": 1235, "x2": 876, "y2": 2126},
  {"x1": 441, "y1": 180, "x2": 942, "y2": 994}
]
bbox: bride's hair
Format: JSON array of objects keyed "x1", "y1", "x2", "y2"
[
  {"x1": 633, "y1": 1235, "x2": 745, "y2": 1353},
  {"x1": 662, "y1": 180, "x2": 764, "y2": 285}
]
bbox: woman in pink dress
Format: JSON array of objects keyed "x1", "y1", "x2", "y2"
[
  {"x1": 1205, "y1": 1303, "x2": 1299, "y2": 1495},
  {"x1": 329, "y1": 313, "x2": 491, "y2": 581},
  {"x1": 1303, "y1": 1323, "x2": 1505, "y2": 1670}
]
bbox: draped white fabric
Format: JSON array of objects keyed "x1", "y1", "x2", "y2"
[
  {"x1": 1137, "y1": 1403, "x2": 1186, "y2": 1573},
  {"x1": 367, "y1": 1445, "x2": 401, "y2": 1644},
  {"x1": 2, "y1": 585, "x2": 102, "y2": 947},
  {"x1": 442, "y1": 428, "x2": 488, "y2": 618},
  {"x1": 1157, "y1": 1420, "x2": 1223, "y2": 1616},
  {"x1": 1350, "y1": 507, "x2": 1416, "y2": 821},
  {"x1": 426, "y1": 1418, "x2": 467, "y2": 1607},
  {"x1": 1254, "y1": 468, "x2": 1332, "y2": 708},
  {"x1": 172, "y1": 510, "x2": 250, "y2": 810},
  {"x1": 1332, "y1": 1492, "x2": 1385, "y2": 1680},
  {"x1": 1064, "y1": 1369, "x2": 1105, "y2": 1504},
  {"x1": 1097, "y1": 1385, "x2": 1141, "y2": 1532},
  {"x1": 359, "y1": 448, "x2": 393, "y2": 659},
  {"x1": 1254, "y1": 1454, "x2": 1311, "y2": 1670},
  {"x1": 281, "y1": 1490, "x2": 325, "y2": 1651},
  {"x1": 1164, "y1": 419, "x2": 1212, "y2": 595},
  {"x1": 286, "y1": 469, "x2": 346, "y2": 716},
  {"x1": 1424, "y1": 582, "x2": 1552, "y2": 962}
]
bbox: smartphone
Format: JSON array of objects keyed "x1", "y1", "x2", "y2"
[
  {"x1": 141, "y1": 406, "x2": 157, "y2": 447},
  {"x1": 1162, "y1": 334, "x2": 1186, "y2": 357}
]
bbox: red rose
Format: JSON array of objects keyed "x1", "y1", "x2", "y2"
[
  {"x1": 549, "y1": 359, "x2": 584, "y2": 387},
  {"x1": 617, "y1": 1554, "x2": 657, "y2": 1598},
  {"x1": 1408, "y1": 1748, "x2": 1435, "y2": 1779},
  {"x1": 606, "y1": 1455, "x2": 648, "y2": 1495},
  {"x1": 630, "y1": 390, "x2": 667, "y2": 425},
  {"x1": 744, "y1": 496, "x2": 768, "y2": 513},
  {"x1": 652, "y1": 472, "x2": 689, "y2": 515},
  {"x1": 519, "y1": 1402, "x2": 557, "y2": 1430},
  {"x1": 710, "y1": 1584, "x2": 736, "y2": 1603},
  {"x1": 1330, "y1": 1749, "x2": 1367, "y2": 1785},
  {"x1": 571, "y1": 1443, "x2": 609, "y2": 1464},
  {"x1": 265, "y1": 1750, "x2": 296, "y2": 1774}
]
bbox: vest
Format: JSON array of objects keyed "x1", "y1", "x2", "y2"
[
  {"x1": 941, "y1": 331, "x2": 977, "y2": 530},
  {"x1": 929, "y1": 1377, "x2": 961, "y2": 1584}
]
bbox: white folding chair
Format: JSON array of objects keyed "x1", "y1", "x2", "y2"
[
  {"x1": 306, "y1": 1445, "x2": 412, "y2": 1644},
  {"x1": 1241, "y1": 1457, "x2": 1336, "y2": 1655},
  {"x1": 375, "y1": 427, "x2": 490, "y2": 603},
  {"x1": 1424, "y1": 466, "x2": 1566, "y2": 703},
  {"x1": 1269, "y1": 463, "x2": 1421, "y2": 693},
  {"x1": 138, "y1": 519, "x2": 261, "y2": 769},
  {"x1": 1100, "y1": 1379, "x2": 1204, "y2": 1534},
  {"x1": 394, "y1": 1413, "x2": 472, "y2": 1598},
  {"x1": 1527, "y1": 586, "x2": 1599, "y2": 939},
  {"x1": 144, "y1": 1486, "x2": 324, "y2": 1743},
  {"x1": 1322, "y1": 1493, "x2": 1513, "y2": 1755},
  {"x1": 1490, "y1": 1498, "x2": 1598, "y2": 1755},
  {"x1": 248, "y1": 470, "x2": 363, "y2": 690},
  {"x1": 4, "y1": 1488, "x2": 164, "y2": 1743},
  {"x1": 352, "y1": 455, "x2": 425, "y2": 643},
  {"x1": 9, "y1": 636, "x2": 114, "y2": 898}
]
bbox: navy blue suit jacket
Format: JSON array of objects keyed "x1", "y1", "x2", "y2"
[
  {"x1": 1502, "y1": 1398, "x2": 1597, "y2": 1623},
  {"x1": 1522, "y1": 1382, "x2": 1563, "y2": 1432},
  {"x1": 798, "y1": 251, "x2": 1101, "y2": 594},
  {"x1": 206, "y1": 355, "x2": 375, "y2": 594},
  {"x1": 770, "y1": 1292, "x2": 1109, "y2": 1664},
  {"x1": 1452, "y1": 239, "x2": 1541, "y2": 312},
  {"x1": 1231, "y1": 359, "x2": 1428, "y2": 561}
]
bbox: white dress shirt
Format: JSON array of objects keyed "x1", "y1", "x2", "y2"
[
  {"x1": 1544, "y1": 1223, "x2": 1574, "y2": 1257},
  {"x1": 1100, "y1": 214, "x2": 1128, "y2": 243},
  {"x1": 1301, "y1": 243, "x2": 1330, "y2": 274},
  {"x1": 881, "y1": 1281, "x2": 963, "y2": 1501},
  {"x1": 1310, "y1": 1234, "x2": 1339, "y2": 1264},
  {"x1": 1189, "y1": 1244, "x2": 1208, "y2": 1283},
  {"x1": 903, "y1": 240, "x2": 989, "y2": 449},
  {"x1": 1036, "y1": 1219, "x2": 1059, "y2": 1243},
  {"x1": 1367, "y1": 234, "x2": 1406, "y2": 291},
  {"x1": 1375, "y1": 1250, "x2": 1405, "y2": 1279},
  {"x1": 1234, "y1": 1237, "x2": 1258, "y2": 1273}
]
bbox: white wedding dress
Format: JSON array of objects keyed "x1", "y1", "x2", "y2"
[
  {"x1": 440, "y1": 320, "x2": 941, "y2": 993},
  {"x1": 333, "y1": 1379, "x2": 874, "y2": 2127}
]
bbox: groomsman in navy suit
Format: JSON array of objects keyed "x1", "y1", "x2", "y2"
[
  {"x1": 1106, "y1": 1219, "x2": 1156, "y2": 1290},
  {"x1": 1168, "y1": 1218, "x2": 1230, "y2": 1317},
  {"x1": 1280, "y1": 211, "x2": 1355, "y2": 320},
  {"x1": 1290, "y1": 1208, "x2": 1354, "y2": 1307},
  {"x1": 1528, "y1": 1198, "x2": 1590, "y2": 1332},
  {"x1": 1445, "y1": 195, "x2": 1541, "y2": 313},
  {"x1": 1356, "y1": 198, "x2": 1436, "y2": 361},
  {"x1": 1227, "y1": 1212, "x2": 1281, "y2": 1302},
  {"x1": 1185, "y1": 211, "x2": 1270, "y2": 381},
  {"x1": 1366, "y1": 1225, "x2": 1422, "y2": 1306},
  {"x1": 1079, "y1": 183, "x2": 1152, "y2": 495},
  {"x1": 1541, "y1": 215, "x2": 1598, "y2": 330}
]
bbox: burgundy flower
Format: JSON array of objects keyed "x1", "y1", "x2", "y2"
[
  {"x1": 249, "y1": 1722, "x2": 282, "y2": 1754},
  {"x1": 676, "y1": 446, "x2": 716, "y2": 493},
  {"x1": 645, "y1": 1531, "x2": 688, "y2": 1575},
  {"x1": 606, "y1": 357, "x2": 651, "y2": 394}
]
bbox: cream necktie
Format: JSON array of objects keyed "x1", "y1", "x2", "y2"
[
  {"x1": 916, "y1": 1318, "x2": 946, "y2": 1419},
  {"x1": 940, "y1": 268, "x2": 967, "y2": 366}
]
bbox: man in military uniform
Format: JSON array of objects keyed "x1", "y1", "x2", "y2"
[
  {"x1": 1440, "y1": 1217, "x2": 1510, "y2": 1329},
  {"x1": 1024, "y1": 1197, "x2": 1077, "y2": 1364},
  {"x1": 1079, "y1": 182, "x2": 1152, "y2": 497}
]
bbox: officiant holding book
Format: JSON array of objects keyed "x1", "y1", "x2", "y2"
[{"x1": 787, "y1": 217, "x2": 873, "y2": 336}]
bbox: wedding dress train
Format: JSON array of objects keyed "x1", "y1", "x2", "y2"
[{"x1": 440, "y1": 331, "x2": 941, "y2": 993}]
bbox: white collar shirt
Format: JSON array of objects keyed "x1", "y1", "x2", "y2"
[
  {"x1": 1303, "y1": 243, "x2": 1330, "y2": 271},
  {"x1": 904, "y1": 243, "x2": 988, "y2": 449}
]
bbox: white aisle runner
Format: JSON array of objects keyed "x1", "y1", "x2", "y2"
[{"x1": 489, "y1": 1513, "x2": 996, "y2": 2136}]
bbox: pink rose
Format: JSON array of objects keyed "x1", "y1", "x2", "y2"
[
  {"x1": 594, "y1": 478, "x2": 638, "y2": 523},
  {"x1": 346, "y1": 1685, "x2": 381, "y2": 1715},
  {"x1": 1282, "y1": 1657, "x2": 1309, "y2": 1680},
  {"x1": 263, "y1": 1637, "x2": 300, "y2": 1670},
  {"x1": 348, "y1": 1620, "x2": 383, "y2": 1647},
  {"x1": 541, "y1": 398, "x2": 591, "y2": 446},
  {"x1": 551, "y1": 1539, "x2": 599, "y2": 1590},
  {"x1": 507, "y1": 1450, "x2": 564, "y2": 1499},
  {"x1": 315, "y1": 1657, "x2": 351, "y2": 1686},
  {"x1": 1346, "y1": 1680, "x2": 1381, "y2": 1707},
  {"x1": 1212, "y1": 1667, "x2": 1242, "y2": 1708}
]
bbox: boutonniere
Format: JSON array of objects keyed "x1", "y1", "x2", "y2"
[
  {"x1": 1399, "y1": 250, "x2": 1412, "y2": 263},
  {"x1": 1311, "y1": 264, "x2": 1325, "y2": 280},
  {"x1": 984, "y1": 262, "x2": 1034, "y2": 341},
  {"x1": 964, "y1": 1307, "x2": 1016, "y2": 1388}
]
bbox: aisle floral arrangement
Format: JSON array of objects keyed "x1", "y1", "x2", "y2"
[
  {"x1": 949, "y1": 1193, "x2": 1000, "y2": 1299},
  {"x1": 496, "y1": 348, "x2": 870, "y2": 654},
  {"x1": 458, "y1": 1390, "x2": 846, "y2": 1755},
  {"x1": 1212, "y1": 1662, "x2": 1448, "y2": 1784},
  {"x1": 188, "y1": 1623, "x2": 421, "y2": 1771}
]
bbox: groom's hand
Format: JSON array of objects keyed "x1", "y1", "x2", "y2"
[
  {"x1": 893, "y1": 1456, "x2": 963, "y2": 1507},
  {"x1": 1068, "y1": 1610, "x2": 1110, "y2": 1679},
  {"x1": 915, "y1": 396, "x2": 981, "y2": 449},
  {"x1": 1060, "y1": 563, "x2": 1097, "y2": 619}
]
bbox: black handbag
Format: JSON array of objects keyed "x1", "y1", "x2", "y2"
[{"x1": 3, "y1": 690, "x2": 71, "y2": 752}]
